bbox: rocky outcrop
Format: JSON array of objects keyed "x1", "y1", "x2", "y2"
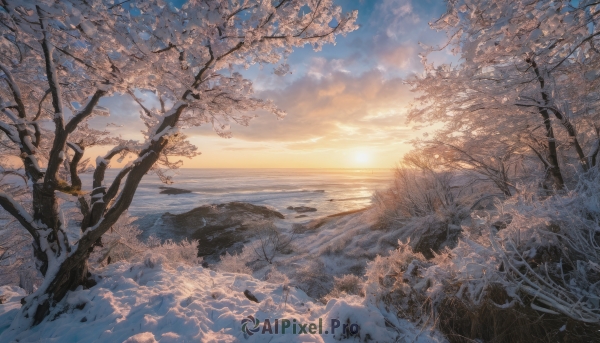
[
  {"x1": 287, "y1": 206, "x2": 317, "y2": 213},
  {"x1": 159, "y1": 186, "x2": 192, "y2": 195},
  {"x1": 161, "y1": 202, "x2": 284, "y2": 261}
]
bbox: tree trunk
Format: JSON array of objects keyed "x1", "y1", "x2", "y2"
[
  {"x1": 31, "y1": 183, "x2": 58, "y2": 276},
  {"x1": 31, "y1": 255, "x2": 93, "y2": 325},
  {"x1": 23, "y1": 178, "x2": 99, "y2": 325},
  {"x1": 539, "y1": 109, "x2": 565, "y2": 190},
  {"x1": 528, "y1": 58, "x2": 565, "y2": 190}
]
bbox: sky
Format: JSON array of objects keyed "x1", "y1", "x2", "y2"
[{"x1": 90, "y1": 0, "x2": 451, "y2": 169}]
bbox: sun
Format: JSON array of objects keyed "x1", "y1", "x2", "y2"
[{"x1": 354, "y1": 151, "x2": 370, "y2": 164}]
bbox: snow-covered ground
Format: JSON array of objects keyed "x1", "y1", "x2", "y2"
[{"x1": 0, "y1": 252, "x2": 443, "y2": 342}]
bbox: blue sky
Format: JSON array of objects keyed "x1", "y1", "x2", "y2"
[{"x1": 93, "y1": 0, "x2": 451, "y2": 168}]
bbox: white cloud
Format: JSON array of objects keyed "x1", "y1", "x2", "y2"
[
  {"x1": 188, "y1": 68, "x2": 418, "y2": 152},
  {"x1": 373, "y1": 0, "x2": 421, "y2": 39}
]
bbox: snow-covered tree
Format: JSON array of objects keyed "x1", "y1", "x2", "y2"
[
  {"x1": 0, "y1": 0, "x2": 357, "y2": 328},
  {"x1": 409, "y1": 0, "x2": 600, "y2": 190}
]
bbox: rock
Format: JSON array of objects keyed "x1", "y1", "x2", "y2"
[
  {"x1": 243, "y1": 289, "x2": 260, "y2": 303},
  {"x1": 161, "y1": 202, "x2": 284, "y2": 262},
  {"x1": 492, "y1": 214, "x2": 513, "y2": 230},
  {"x1": 159, "y1": 186, "x2": 192, "y2": 195},
  {"x1": 288, "y1": 206, "x2": 317, "y2": 213},
  {"x1": 295, "y1": 214, "x2": 308, "y2": 218}
]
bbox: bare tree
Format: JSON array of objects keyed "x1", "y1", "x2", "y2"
[{"x1": 0, "y1": 0, "x2": 357, "y2": 329}]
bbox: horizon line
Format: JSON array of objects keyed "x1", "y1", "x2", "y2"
[{"x1": 105, "y1": 167, "x2": 395, "y2": 170}]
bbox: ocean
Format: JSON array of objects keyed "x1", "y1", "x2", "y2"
[{"x1": 80, "y1": 168, "x2": 393, "y2": 235}]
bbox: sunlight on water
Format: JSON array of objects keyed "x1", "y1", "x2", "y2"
[{"x1": 80, "y1": 168, "x2": 393, "y2": 221}]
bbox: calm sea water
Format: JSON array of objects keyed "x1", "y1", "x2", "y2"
[{"x1": 81, "y1": 168, "x2": 392, "y2": 220}]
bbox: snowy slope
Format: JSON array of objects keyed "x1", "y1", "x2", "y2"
[
  {"x1": 0, "y1": 252, "x2": 443, "y2": 343},
  {"x1": 227, "y1": 207, "x2": 425, "y2": 301}
]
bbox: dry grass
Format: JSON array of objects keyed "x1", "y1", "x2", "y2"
[{"x1": 437, "y1": 285, "x2": 600, "y2": 343}]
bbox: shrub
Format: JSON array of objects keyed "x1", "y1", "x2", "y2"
[
  {"x1": 249, "y1": 222, "x2": 294, "y2": 264},
  {"x1": 365, "y1": 171, "x2": 600, "y2": 342},
  {"x1": 374, "y1": 153, "x2": 470, "y2": 223},
  {"x1": 91, "y1": 214, "x2": 201, "y2": 268},
  {"x1": 216, "y1": 248, "x2": 253, "y2": 275}
]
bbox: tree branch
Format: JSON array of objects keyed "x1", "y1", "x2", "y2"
[
  {"x1": 108, "y1": 0, "x2": 133, "y2": 10},
  {"x1": 547, "y1": 106, "x2": 588, "y2": 171},
  {"x1": 0, "y1": 192, "x2": 39, "y2": 240},
  {"x1": 80, "y1": 103, "x2": 187, "y2": 248},
  {"x1": 550, "y1": 31, "x2": 600, "y2": 72},
  {"x1": 126, "y1": 89, "x2": 151, "y2": 117},
  {"x1": 0, "y1": 62, "x2": 26, "y2": 118},
  {"x1": 102, "y1": 164, "x2": 133, "y2": 207},
  {"x1": 34, "y1": 89, "x2": 51, "y2": 121},
  {"x1": 0, "y1": 120, "x2": 21, "y2": 145},
  {"x1": 37, "y1": 6, "x2": 64, "y2": 119},
  {"x1": 66, "y1": 142, "x2": 84, "y2": 190},
  {"x1": 38, "y1": 5, "x2": 67, "y2": 187},
  {"x1": 65, "y1": 89, "x2": 107, "y2": 133}
]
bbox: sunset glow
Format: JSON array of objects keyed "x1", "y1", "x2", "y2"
[
  {"x1": 83, "y1": 0, "x2": 447, "y2": 169},
  {"x1": 354, "y1": 151, "x2": 370, "y2": 164},
  {"x1": 3, "y1": 0, "x2": 600, "y2": 341}
]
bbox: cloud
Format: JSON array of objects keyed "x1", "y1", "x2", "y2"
[
  {"x1": 87, "y1": 93, "x2": 147, "y2": 140},
  {"x1": 371, "y1": 37, "x2": 419, "y2": 71},
  {"x1": 221, "y1": 146, "x2": 269, "y2": 151},
  {"x1": 372, "y1": 0, "x2": 421, "y2": 39},
  {"x1": 188, "y1": 65, "x2": 417, "y2": 152},
  {"x1": 349, "y1": 0, "x2": 446, "y2": 72}
]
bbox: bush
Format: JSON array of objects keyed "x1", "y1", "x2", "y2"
[
  {"x1": 323, "y1": 274, "x2": 365, "y2": 303},
  {"x1": 293, "y1": 259, "x2": 332, "y2": 299},
  {"x1": 264, "y1": 267, "x2": 290, "y2": 285},
  {"x1": 365, "y1": 171, "x2": 600, "y2": 342},
  {"x1": 374, "y1": 153, "x2": 470, "y2": 223},
  {"x1": 249, "y1": 222, "x2": 294, "y2": 264},
  {"x1": 91, "y1": 214, "x2": 201, "y2": 268},
  {"x1": 216, "y1": 247, "x2": 254, "y2": 275}
]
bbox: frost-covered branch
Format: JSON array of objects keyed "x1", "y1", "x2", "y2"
[
  {"x1": 66, "y1": 142, "x2": 83, "y2": 190},
  {"x1": 0, "y1": 192, "x2": 38, "y2": 240},
  {"x1": 36, "y1": 5, "x2": 63, "y2": 119},
  {"x1": 126, "y1": 89, "x2": 152, "y2": 117},
  {"x1": 65, "y1": 89, "x2": 107, "y2": 133},
  {"x1": 0, "y1": 121, "x2": 20, "y2": 146},
  {"x1": 0, "y1": 0, "x2": 358, "y2": 329},
  {"x1": 0, "y1": 62, "x2": 26, "y2": 118}
]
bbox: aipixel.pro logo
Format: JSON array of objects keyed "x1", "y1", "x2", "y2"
[{"x1": 240, "y1": 315, "x2": 360, "y2": 338}]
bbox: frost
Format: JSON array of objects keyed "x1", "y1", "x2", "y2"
[
  {"x1": 92, "y1": 105, "x2": 110, "y2": 116},
  {"x1": 0, "y1": 0, "x2": 359, "y2": 333}
]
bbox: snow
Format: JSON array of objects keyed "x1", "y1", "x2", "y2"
[
  {"x1": 0, "y1": 107, "x2": 19, "y2": 123},
  {"x1": 68, "y1": 142, "x2": 83, "y2": 154},
  {"x1": 0, "y1": 286, "x2": 26, "y2": 334},
  {"x1": 0, "y1": 252, "x2": 441, "y2": 343},
  {"x1": 22, "y1": 136, "x2": 36, "y2": 154},
  {"x1": 0, "y1": 192, "x2": 38, "y2": 230},
  {"x1": 96, "y1": 156, "x2": 108, "y2": 166},
  {"x1": 0, "y1": 121, "x2": 20, "y2": 145}
]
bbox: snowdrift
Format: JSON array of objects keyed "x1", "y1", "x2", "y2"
[{"x1": 0, "y1": 252, "x2": 443, "y2": 343}]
